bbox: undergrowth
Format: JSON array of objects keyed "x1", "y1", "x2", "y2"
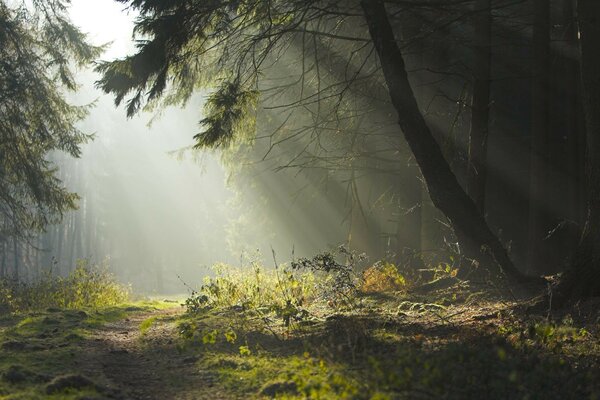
[
  {"x1": 178, "y1": 249, "x2": 600, "y2": 399},
  {"x1": 0, "y1": 259, "x2": 130, "y2": 313}
]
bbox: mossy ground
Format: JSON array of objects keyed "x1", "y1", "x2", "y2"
[
  {"x1": 0, "y1": 285, "x2": 598, "y2": 399},
  {"x1": 177, "y1": 290, "x2": 600, "y2": 399},
  {"x1": 0, "y1": 300, "x2": 174, "y2": 399}
]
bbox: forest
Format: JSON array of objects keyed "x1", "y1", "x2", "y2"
[{"x1": 0, "y1": 0, "x2": 599, "y2": 398}]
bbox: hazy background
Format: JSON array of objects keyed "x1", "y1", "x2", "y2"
[{"x1": 62, "y1": 1, "x2": 260, "y2": 292}]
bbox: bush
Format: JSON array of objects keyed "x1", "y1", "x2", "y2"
[
  {"x1": 0, "y1": 258, "x2": 130, "y2": 313},
  {"x1": 361, "y1": 261, "x2": 406, "y2": 294},
  {"x1": 184, "y1": 262, "x2": 316, "y2": 327},
  {"x1": 184, "y1": 247, "x2": 367, "y2": 331}
]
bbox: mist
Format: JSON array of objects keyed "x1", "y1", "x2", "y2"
[{"x1": 32, "y1": 0, "x2": 350, "y2": 293}]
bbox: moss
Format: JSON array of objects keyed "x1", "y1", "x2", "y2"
[{"x1": 0, "y1": 301, "x2": 171, "y2": 399}]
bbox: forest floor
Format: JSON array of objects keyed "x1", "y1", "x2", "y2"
[{"x1": 1, "y1": 289, "x2": 600, "y2": 399}]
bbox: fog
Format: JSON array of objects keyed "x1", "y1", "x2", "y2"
[
  {"x1": 40, "y1": 0, "x2": 349, "y2": 293},
  {"x1": 15, "y1": 0, "x2": 574, "y2": 294}
]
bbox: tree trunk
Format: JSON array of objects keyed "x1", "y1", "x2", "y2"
[
  {"x1": 527, "y1": 0, "x2": 551, "y2": 275},
  {"x1": 467, "y1": 0, "x2": 492, "y2": 213},
  {"x1": 557, "y1": 0, "x2": 600, "y2": 300},
  {"x1": 1, "y1": 241, "x2": 6, "y2": 278},
  {"x1": 13, "y1": 238, "x2": 19, "y2": 281},
  {"x1": 562, "y1": 0, "x2": 586, "y2": 266},
  {"x1": 360, "y1": 0, "x2": 532, "y2": 282}
]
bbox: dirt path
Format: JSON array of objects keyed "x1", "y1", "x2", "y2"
[{"x1": 78, "y1": 307, "x2": 228, "y2": 400}]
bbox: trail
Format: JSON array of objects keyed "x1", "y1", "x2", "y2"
[{"x1": 78, "y1": 307, "x2": 228, "y2": 400}]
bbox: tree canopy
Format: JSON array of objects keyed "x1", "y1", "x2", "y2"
[
  {"x1": 0, "y1": 0, "x2": 100, "y2": 241},
  {"x1": 97, "y1": 0, "x2": 532, "y2": 282}
]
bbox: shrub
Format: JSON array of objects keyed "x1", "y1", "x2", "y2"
[
  {"x1": 184, "y1": 262, "x2": 317, "y2": 327},
  {"x1": 361, "y1": 261, "x2": 406, "y2": 293},
  {"x1": 291, "y1": 246, "x2": 363, "y2": 309}
]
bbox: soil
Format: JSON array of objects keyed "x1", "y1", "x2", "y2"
[{"x1": 76, "y1": 308, "x2": 232, "y2": 400}]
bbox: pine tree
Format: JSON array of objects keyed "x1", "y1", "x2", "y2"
[{"x1": 0, "y1": 1, "x2": 100, "y2": 244}]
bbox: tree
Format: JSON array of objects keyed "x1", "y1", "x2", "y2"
[
  {"x1": 97, "y1": 0, "x2": 532, "y2": 281},
  {"x1": 526, "y1": 0, "x2": 551, "y2": 275},
  {"x1": 0, "y1": 0, "x2": 99, "y2": 276},
  {"x1": 466, "y1": 0, "x2": 492, "y2": 214},
  {"x1": 556, "y1": 0, "x2": 600, "y2": 301},
  {"x1": 0, "y1": 0, "x2": 100, "y2": 277}
]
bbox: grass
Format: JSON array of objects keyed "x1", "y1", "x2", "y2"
[
  {"x1": 0, "y1": 259, "x2": 130, "y2": 313},
  {"x1": 0, "y1": 262, "x2": 176, "y2": 399},
  {"x1": 0, "y1": 251, "x2": 598, "y2": 399},
  {"x1": 0, "y1": 300, "x2": 172, "y2": 399},
  {"x1": 176, "y1": 253, "x2": 600, "y2": 399}
]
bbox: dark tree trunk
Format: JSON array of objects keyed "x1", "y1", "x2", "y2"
[
  {"x1": 467, "y1": 0, "x2": 492, "y2": 213},
  {"x1": 13, "y1": 238, "x2": 19, "y2": 281},
  {"x1": 360, "y1": 0, "x2": 532, "y2": 282},
  {"x1": 561, "y1": 0, "x2": 586, "y2": 265},
  {"x1": 527, "y1": 0, "x2": 551, "y2": 275},
  {"x1": 557, "y1": 0, "x2": 600, "y2": 300}
]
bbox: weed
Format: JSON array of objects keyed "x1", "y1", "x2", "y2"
[
  {"x1": 361, "y1": 261, "x2": 407, "y2": 293},
  {"x1": 291, "y1": 246, "x2": 363, "y2": 310},
  {"x1": 0, "y1": 258, "x2": 129, "y2": 313},
  {"x1": 184, "y1": 262, "x2": 316, "y2": 330}
]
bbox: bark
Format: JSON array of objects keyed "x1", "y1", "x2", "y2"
[
  {"x1": 527, "y1": 0, "x2": 551, "y2": 275},
  {"x1": 360, "y1": 0, "x2": 531, "y2": 282},
  {"x1": 557, "y1": 0, "x2": 600, "y2": 300},
  {"x1": 467, "y1": 0, "x2": 492, "y2": 213}
]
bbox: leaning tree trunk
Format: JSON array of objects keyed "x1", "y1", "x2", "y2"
[
  {"x1": 467, "y1": 0, "x2": 492, "y2": 214},
  {"x1": 557, "y1": 0, "x2": 600, "y2": 300},
  {"x1": 360, "y1": 0, "x2": 532, "y2": 282}
]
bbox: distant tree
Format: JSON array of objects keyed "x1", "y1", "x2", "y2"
[
  {"x1": 0, "y1": 1, "x2": 99, "y2": 248},
  {"x1": 527, "y1": 0, "x2": 551, "y2": 275},
  {"x1": 466, "y1": 0, "x2": 492, "y2": 213},
  {"x1": 556, "y1": 0, "x2": 600, "y2": 301},
  {"x1": 97, "y1": 0, "x2": 533, "y2": 281}
]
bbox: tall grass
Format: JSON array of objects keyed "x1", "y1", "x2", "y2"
[
  {"x1": 0, "y1": 259, "x2": 130, "y2": 313},
  {"x1": 186, "y1": 262, "x2": 317, "y2": 313}
]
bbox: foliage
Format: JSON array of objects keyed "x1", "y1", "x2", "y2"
[
  {"x1": 0, "y1": 259, "x2": 130, "y2": 313},
  {"x1": 194, "y1": 80, "x2": 259, "y2": 148},
  {"x1": 498, "y1": 315, "x2": 590, "y2": 351},
  {"x1": 194, "y1": 309, "x2": 600, "y2": 400},
  {"x1": 184, "y1": 262, "x2": 316, "y2": 328},
  {"x1": 95, "y1": 0, "x2": 373, "y2": 155},
  {"x1": 291, "y1": 246, "x2": 363, "y2": 309},
  {"x1": 361, "y1": 261, "x2": 406, "y2": 293},
  {"x1": 0, "y1": 1, "x2": 101, "y2": 240}
]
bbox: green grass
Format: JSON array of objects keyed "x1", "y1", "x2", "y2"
[
  {"x1": 139, "y1": 316, "x2": 158, "y2": 335},
  {"x1": 176, "y1": 258, "x2": 600, "y2": 399},
  {"x1": 0, "y1": 259, "x2": 130, "y2": 313},
  {"x1": 0, "y1": 300, "x2": 170, "y2": 399}
]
